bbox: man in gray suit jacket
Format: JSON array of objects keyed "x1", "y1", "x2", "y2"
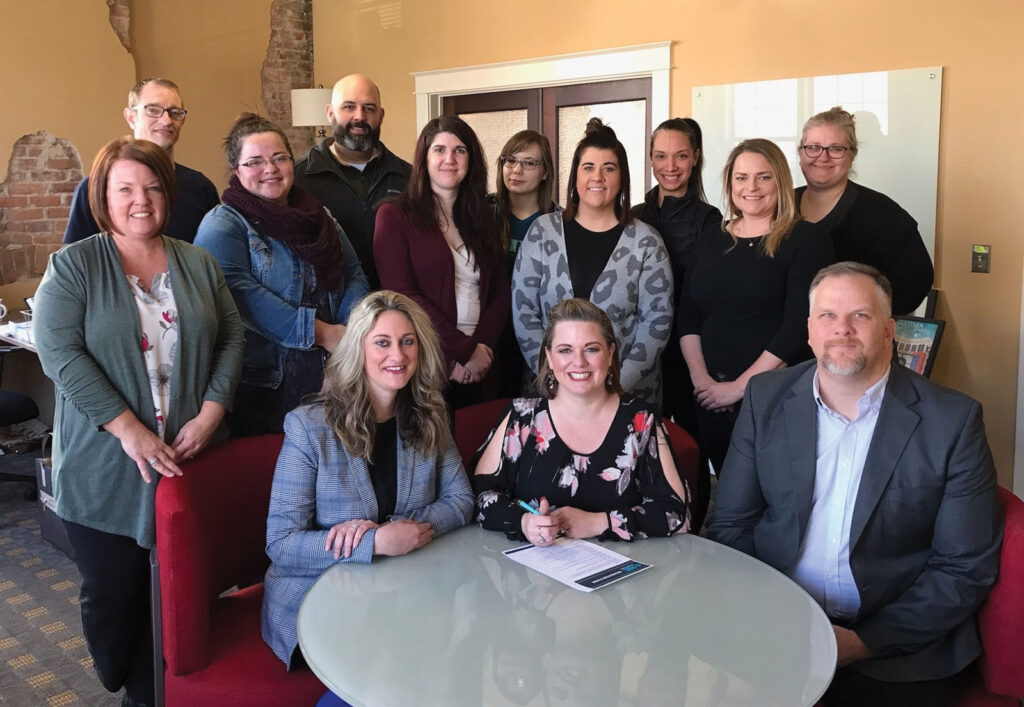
[{"x1": 708, "y1": 262, "x2": 1002, "y2": 706}]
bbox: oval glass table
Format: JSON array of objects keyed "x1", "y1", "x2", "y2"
[{"x1": 297, "y1": 526, "x2": 836, "y2": 706}]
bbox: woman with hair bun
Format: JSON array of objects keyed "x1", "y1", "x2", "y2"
[
  {"x1": 796, "y1": 106, "x2": 932, "y2": 315},
  {"x1": 512, "y1": 118, "x2": 673, "y2": 408}
]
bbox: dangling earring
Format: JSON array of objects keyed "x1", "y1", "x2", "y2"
[
  {"x1": 618, "y1": 192, "x2": 625, "y2": 208},
  {"x1": 606, "y1": 371, "x2": 614, "y2": 390},
  {"x1": 546, "y1": 371, "x2": 558, "y2": 396}
]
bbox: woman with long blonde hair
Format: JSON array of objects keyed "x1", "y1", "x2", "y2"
[
  {"x1": 261, "y1": 290, "x2": 474, "y2": 669},
  {"x1": 677, "y1": 139, "x2": 833, "y2": 475}
]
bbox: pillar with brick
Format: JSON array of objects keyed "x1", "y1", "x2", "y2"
[
  {"x1": 0, "y1": 132, "x2": 82, "y2": 284},
  {"x1": 261, "y1": 0, "x2": 315, "y2": 157}
]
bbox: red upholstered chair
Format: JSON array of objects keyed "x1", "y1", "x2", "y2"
[
  {"x1": 661, "y1": 419, "x2": 702, "y2": 532},
  {"x1": 453, "y1": 397, "x2": 513, "y2": 470},
  {"x1": 152, "y1": 434, "x2": 325, "y2": 707},
  {"x1": 953, "y1": 486, "x2": 1024, "y2": 706},
  {"x1": 453, "y1": 399, "x2": 703, "y2": 532}
]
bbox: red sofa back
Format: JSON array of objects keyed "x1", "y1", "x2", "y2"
[
  {"x1": 155, "y1": 434, "x2": 284, "y2": 675},
  {"x1": 977, "y1": 487, "x2": 1024, "y2": 699}
]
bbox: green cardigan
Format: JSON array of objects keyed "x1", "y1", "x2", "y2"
[{"x1": 34, "y1": 235, "x2": 244, "y2": 548}]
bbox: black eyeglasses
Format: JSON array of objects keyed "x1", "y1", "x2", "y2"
[
  {"x1": 501, "y1": 156, "x2": 542, "y2": 171},
  {"x1": 135, "y1": 104, "x2": 188, "y2": 121},
  {"x1": 799, "y1": 144, "x2": 852, "y2": 158}
]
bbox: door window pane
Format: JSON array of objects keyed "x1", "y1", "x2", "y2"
[
  {"x1": 557, "y1": 101, "x2": 646, "y2": 208},
  {"x1": 459, "y1": 110, "x2": 529, "y2": 193}
]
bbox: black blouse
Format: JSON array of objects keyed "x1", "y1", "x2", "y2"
[
  {"x1": 472, "y1": 397, "x2": 691, "y2": 541},
  {"x1": 563, "y1": 218, "x2": 624, "y2": 299},
  {"x1": 676, "y1": 220, "x2": 834, "y2": 381},
  {"x1": 369, "y1": 417, "x2": 398, "y2": 523}
]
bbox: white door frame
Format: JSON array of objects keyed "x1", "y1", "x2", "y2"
[{"x1": 411, "y1": 42, "x2": 672, "y2": 134}]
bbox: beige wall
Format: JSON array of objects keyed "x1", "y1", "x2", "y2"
[
  {"x1": 131, "y1": 0, "x2": 273, "y2": 192},
  {"x1": 314, "y1": 0, "x2": 1024, "y2": 484},
  {"x1": 0, "y1": 2, "x2": 133, "y2": 182}
]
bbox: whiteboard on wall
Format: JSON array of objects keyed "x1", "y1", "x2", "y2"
[{"x1": 691, "y1": 66, "x2": 942, "y2": 259}]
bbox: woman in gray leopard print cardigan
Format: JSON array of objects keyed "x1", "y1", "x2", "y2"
[{"x1": 510, "y1": 119, "x2": 673, "y2": 409}]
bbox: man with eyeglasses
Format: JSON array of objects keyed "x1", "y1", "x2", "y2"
[
  {"x1": 63, "y1": 77, "x2": 219, "y2": 244},
  {"x1": 294, "y1": 74, "x2": 410, "y2": 289}
]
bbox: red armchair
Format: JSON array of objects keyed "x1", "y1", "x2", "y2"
[
  {"x1": 152, "y1": 434, "x2": 325, "y2": 707},
  {"x1": 453, "y1": 399, "x2": 704, "y2": 530},
  {"x1": 953, "y1": 486, "x2": 1024, "y2": 706}
]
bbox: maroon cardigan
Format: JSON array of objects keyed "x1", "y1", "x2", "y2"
[{"x1": 374, "y1": 201, "x2": 509, "y2": 367}]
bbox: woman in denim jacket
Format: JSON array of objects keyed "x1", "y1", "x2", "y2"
[{"x1": 196, "y1": 113, "x2": 369, "y2": 436}]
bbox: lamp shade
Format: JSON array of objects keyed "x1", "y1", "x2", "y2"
[{"x1": 290, "y1": 88, "x2": 332, "y2": 127}]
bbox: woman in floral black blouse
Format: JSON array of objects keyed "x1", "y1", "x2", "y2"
[{"x1": 472, "y1": 298, "x2": 691, "y2": 544}]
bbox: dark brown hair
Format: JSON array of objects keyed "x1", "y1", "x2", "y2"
[
  {"x1": 223, "y1": 112, "x2": 293, "y2": 168},
  {"x1": 562, "y1": 118, "x2": 632, "y2": 226},
  {"x1": 88, "y1": 136, "x2": 177, "y2": 235},
  {"x1": 396, "y1": 115, "x2": 501, "y2": 271},
  {"x1": 650, "y1": 117, "x2": 709, "y2": 202}
]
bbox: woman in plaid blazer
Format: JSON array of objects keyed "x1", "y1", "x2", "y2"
[{"x1": 260, "y1": 290, "x2": 475, "y2": 668}]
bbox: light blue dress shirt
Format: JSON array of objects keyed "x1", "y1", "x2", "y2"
[{"x1": 788, "y1": 367, "x2": 890, "y2": 620}]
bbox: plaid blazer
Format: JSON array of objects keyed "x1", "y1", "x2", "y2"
[{"x1": 260, "y1": 403, "x2": 474, "y2": 667}]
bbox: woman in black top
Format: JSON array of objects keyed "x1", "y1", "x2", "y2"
[
  {"x1": 677, "y1": 139, "x2": 833, "y2": 474},
  {"x1": 474, "y1": 298, "x2": 690, "y2": 544},
  {"x1": 631, "y1": 118, "x2": 722, "y2": 433},
  {"x1": 795, "y1": 106, "x2": 932, "y2": 315}
]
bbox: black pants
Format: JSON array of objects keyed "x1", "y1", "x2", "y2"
[
  {"x1": 694, "y1": 401, "x2": 740, "y2": 477},
  {"x1": 63, "y1": 520, "x2": 154, "y2": 704},
  {"x1": 823, "y1": 667, "x2": 949, "y2": 707}
]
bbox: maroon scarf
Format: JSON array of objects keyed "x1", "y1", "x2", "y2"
[{"x1": 222, "y1": 175, "x2": 344, "y2": 291}]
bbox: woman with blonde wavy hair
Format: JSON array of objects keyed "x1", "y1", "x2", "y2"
[
  {"x1": 677, "y1": 138, "x2": 833, "y2": 476},
  {"x1": 260, "y1": 290, "x2": 475, "y2": 669}
]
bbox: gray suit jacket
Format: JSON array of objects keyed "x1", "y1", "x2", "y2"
[
  {"x1": 261, "y1": 404, "x2": 475, "y2": 667},
  {"x1": 708, "y1": 361, "x2": 1003, "y2": 682}
]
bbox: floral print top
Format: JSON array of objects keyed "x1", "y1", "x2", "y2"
[
  {"x1": 129, "y1": 271, "x2": 178, "y2": 439},
  {"x1": 473, "y1": 396, "x2": 691, "y2": 541}
]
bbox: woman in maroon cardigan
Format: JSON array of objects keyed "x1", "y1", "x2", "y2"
[{"x1": 374, "y1": 116, "x2": 508, "y2": 409}]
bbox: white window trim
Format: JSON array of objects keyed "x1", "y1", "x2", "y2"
[{"x1": 411, "y1": 42, "x2": 672, "y2": 134}]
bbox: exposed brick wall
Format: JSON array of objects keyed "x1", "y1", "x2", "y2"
[
  {"x1": 261, "y1": 0, "x2": 315, "y2": 156},
  {"x1": 0, "y1": 133, "x2": 82, "y2": 284},
  {"x1": 106, "y1": 0, "x2": 131, "y2": 53}
]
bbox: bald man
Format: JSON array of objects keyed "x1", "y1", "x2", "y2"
[{"x1": 294, "y1": 74, "x2": 411, "y2": 288}]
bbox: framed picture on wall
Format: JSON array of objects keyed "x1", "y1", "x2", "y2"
[{"x1": 895, "y1": 316, "x2": 945, "y2": 378}]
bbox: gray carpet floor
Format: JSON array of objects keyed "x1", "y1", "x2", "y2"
[{"x1": 0, "y1": 473, "x2": 121, "y2": 706}]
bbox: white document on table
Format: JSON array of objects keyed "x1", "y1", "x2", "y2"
[{"x1": 503, "y1": 538, "x2": 651, "y2": 592}]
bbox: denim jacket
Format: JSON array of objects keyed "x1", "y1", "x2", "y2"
[{"x1": 195, "y1": 204, "x2": 369, "y2": 388}]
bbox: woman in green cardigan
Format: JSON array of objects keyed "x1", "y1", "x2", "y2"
[{"x1": 34, "y1": 136, "x2": 243, "y2": 707}]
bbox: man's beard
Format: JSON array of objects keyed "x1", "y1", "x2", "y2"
[
  {"x1": 821, "y1": 347, "x2": 867, "y2": 377},
  {"x1": 332, "y1": 118, "x2": 379, "y2": 153}
]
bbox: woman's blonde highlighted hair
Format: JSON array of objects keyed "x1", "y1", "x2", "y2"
[
  {"x1": 320, "y1": 290, "x2": 450, "y2": 460},
  {"x1": 721, "y1": 138, "x2": 801, "y2": 258}
]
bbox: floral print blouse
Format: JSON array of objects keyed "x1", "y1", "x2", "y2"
[
  {"x1": 473, "y1": 396, "x2": 691, "y2": 541},
  {"x1": 129, "y1": 271, "x2": 178, "y2": 439}
]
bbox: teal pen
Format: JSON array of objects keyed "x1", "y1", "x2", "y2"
[{"x1": 517, "y1": 499, "x2": 541, "y2": 515}]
